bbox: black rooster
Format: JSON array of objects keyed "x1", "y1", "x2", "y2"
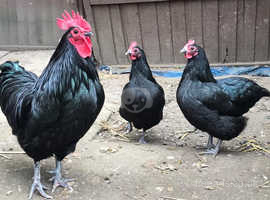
[
  {"x1": 0, "y1": 11, "x2": 104, "y2": 199},
  {"x1": 176, "y1": 40, "x2": 270, "y2": 156},
  {"x1": 119, "y1": 42, "x2": 165, "y2": 143}
]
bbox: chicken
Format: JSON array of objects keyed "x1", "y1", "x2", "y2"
[
  {"x1": 176, "y1": 40, "x2": 270, "y2": 156},
  {"x1": 119, "y1": 42, "x2": 165, "y2": 143},
  {"x1": 0, "y1": 10, "x2": 104, "y2": 199}
]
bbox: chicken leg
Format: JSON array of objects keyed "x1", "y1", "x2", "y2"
[
  {"x1": 50, "y1": 159, "x2": 74, "y2": 193},
  {"x1": 206, "y1": 135, "x2": 216, "y2": 149},
  {"x1": 138, "y1": 130, "x2": 147, "y2": 144},
  {"x1": 28, "y1": 161, "x2": 52, "y2": 199},
  {"x1": 125, "y1": 122, "x2": 133, "y2": 133},
  {"x1": 203, "y1": 139, "x2": 223, "y2": 156}
]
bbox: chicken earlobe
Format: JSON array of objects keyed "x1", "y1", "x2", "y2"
[{"x1": 28, "y1": 162, "x2": 52, "y2": 199}]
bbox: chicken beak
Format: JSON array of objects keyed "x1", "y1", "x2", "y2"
[
  {"x1": 180, "y1": 47, "x2": 187, "y2": 54},
  {"x1": 84, "y1": 32, "x2": 93, "y2": 37},
  {"x1": 125, "y1": 49, "x2": 132, "y2": 56}
]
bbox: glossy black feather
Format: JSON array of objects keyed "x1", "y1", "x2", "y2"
[
  {"x1": 217, "y1": 77, "x2": 270, "y2": 116},
  {"x1": 0, "y1": 27, "x2": 104, "y2": 161},
  {"x1": 0, "y1": 61, "x2": 38, "y2": 131},
  {"x1": 119, "y1": 47, "x2": 165, "y2": 131}
]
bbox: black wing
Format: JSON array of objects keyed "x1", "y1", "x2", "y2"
[
  {"x1": 217, "y1": 77, "x2": 270, "y2": 115},
  {"x1": 194, "y1": 82, "x2": 234, "y2": 115}
]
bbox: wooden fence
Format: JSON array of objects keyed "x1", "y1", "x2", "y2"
[
  {"x1": 0, "y1": 0, "x2": 79, "y2": 49},
  {"x1": 0, "y1": 0, "x2": 270, "y2": 65},
  {"x1": 85, "y1": 0, "x2": 270, "y2": 65}
]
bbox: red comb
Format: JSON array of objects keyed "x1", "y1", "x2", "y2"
[
  {"x1": 129, "y1": 41, "x2": 138, "y2": 49},
  {"x1": 56, "y1": 10, "x2": 91, "y2": 32},
  {"x1": 188, "y1": 40, "x2": 195, "y2": 45}
]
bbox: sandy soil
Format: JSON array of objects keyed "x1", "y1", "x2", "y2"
[{"x1": 0, "y1": 51, "x2": 270, "y2": 200}]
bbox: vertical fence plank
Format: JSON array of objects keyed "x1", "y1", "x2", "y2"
[
  {"x1": 202, "y1": 0, "x2": 219, "y2": 63},
  {"x1": 16, "y1": 0, "x2": 29, "y2": 45},
  {"x1": 26, "y1": 1, "x2": 39, "y2": 45},
  {"x1": 7, "y1": 0, "x2": 18, "y2": 45},
  {"x1": 77, "y1": 0, "x2": 85, "y2": 16},
  {"x1": 120, "y1": 4, "x2": 142, "y2": 48},
  {"x1": 219, "y1": 0, "x2": 237, "y2": 63},
  {"x1": 185, "y1": 0, "x2": 203, "y2": 46},
  {"x1": 52, "y1": 0, "x2": 67, "y2": 44},
  {"x1": 110, "y1": 5, "x2": 129, "y2": 64},
  {"x1": 83, "y1": 0, "x2": 101, "y2": 62},
  {"x1": 237, "y1": 0, "x2": 245, "y2": 61},
  {"x1": 170, "y1": 1, "x2": 187, "y2": 64},
  {"x1": 237, "y1": 0, "x2": 256, "y2": 62},
  {"x1": 139, "y1": 3, "x2": 160, "y2": 64},
  {"x1": 255, "y1": 0, "x2": 270, "y2": 61},
  {"x1": 40, "y1": 0, "x2": 52, "y2": 45},
  {"x1": 33, "y1": 0, "x2": 43, "y2": 45},
  {"x1": 157, "y1": 1, "x2": 173, "y2": 64},
  {"x1": 93, "y1": 5, "x2": 117, "y2": 65},
  {"x1": 0, "y1": 0, "x2": 9, "y2": 45}
]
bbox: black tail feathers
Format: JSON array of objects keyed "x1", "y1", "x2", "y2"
[{"x1": 262, "y1": 87, "x2": 270, "y2": 97}]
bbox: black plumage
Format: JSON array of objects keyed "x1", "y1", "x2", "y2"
[
  {"x1": 217, "y1": 77, "x2": 270, "y2": 116},
  {"x1": 0, "y1": 27, "x2": 104, "y2": 198},
  {"x1": 176, "y1": 40, "x2": 270, "y2": 155},
  {"x1": 119, "y1": 44, "x2": 165, "y2": 143}
]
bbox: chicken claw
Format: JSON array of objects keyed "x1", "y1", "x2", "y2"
[
  {"x1": 52, "y1": 177, "x2": 74, "y2": 193},
  {"x1": 28, "y1": 162, "x2": 52, "y2": 199},
  {"x1": 50, "y1": 160, "x2": 74, "y2": 193}
]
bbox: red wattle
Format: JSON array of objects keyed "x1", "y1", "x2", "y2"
[
  {"x1": 130, "y1": 55, "x2": 137, "y2": 60},
  {"x1": 185, "y1": 53, "x2": 193, "y2": 59},
  {"x1": 69, "y1": 37, "x2": 92, "y2": 58}
]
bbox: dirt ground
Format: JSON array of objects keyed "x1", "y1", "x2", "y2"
[{"x1": 0, "y1": 51, "x2": 270, "y2": 200}]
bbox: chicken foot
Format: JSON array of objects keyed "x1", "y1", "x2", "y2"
[
  {"x1": 28, "y1": 161, "x2": 52, "y2": 199},
  {"x1": 49, "y1": 159, "x2": 74, "y2": 193},
  {"x1": 203, "y1": 139, "x2": 223, "y2": 156},
  {"x1": 125, "y1": 122, "x2": 147, "y2": 143}
]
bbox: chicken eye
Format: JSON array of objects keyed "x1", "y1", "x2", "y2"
[
  {"x1": 134, "y1": 48, "x2": 140, "y2": 54},
  {"x1": 73, "y1": 29, "x2": 79, "y2": 34},
  {"x1": 190, "y1": 47, "x2": 195, "y2": 51}
]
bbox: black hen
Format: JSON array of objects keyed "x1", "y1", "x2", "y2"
[
  {"x1": 176, "y1": 40, "x2": 270, "y2": 156},
  {"x1": 0, "y1": 11, "x2": 104, "y2": 199},
  {"x1": 119, "y1": 42, "x2": 165, "y2": 143}
]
